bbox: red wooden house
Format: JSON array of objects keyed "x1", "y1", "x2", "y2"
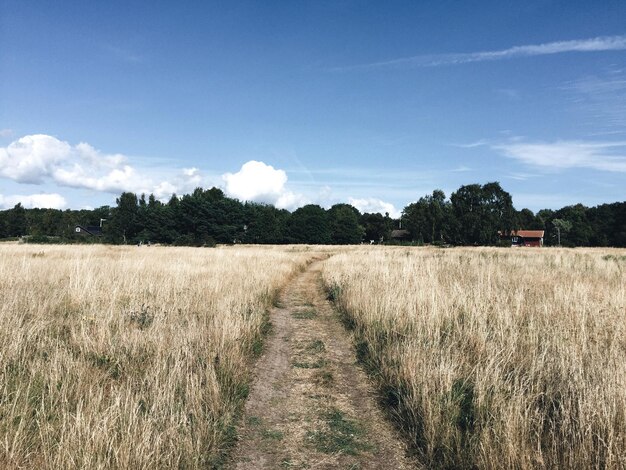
[{"x1": 509, "y1": 230, "x2": 544, "y2": 247}]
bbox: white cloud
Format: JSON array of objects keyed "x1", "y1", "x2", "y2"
[
  {"x1": 0, "y1": 134, "x2": 72, "y2": 183},
  {"x1": 152, "y1": 181, "x2": 178, "y2": 200},
  {"x1": 53, "y1": 164, "x2": 137, "y2": 193},
  {"x1": 0, "y1": 192, "x2": 67, "y2": 209},
  {"x1": 222, "y1": 160, "x2": 309, "y2": 210},
  {"x1": 341, "y1": 35, "x2": 626, "y2": 70},
  {"x1": 451, "y1": 139, "x2": 490, "y2": 149},
  {"x1": 451, "y1": 165, "x2": 472, "y2": 172},
  {"x1": 494, "y1": 140, "x2": 626, "y2": 172},
  {"x1": 222, "y1": 161, "x2": 287, "y2": 201},
  {"x1": 275, "y1": 191, "x2": 310, "y2": 210},
  {"x1": 0, "y1": 134, "x2": 209, "y2": 200},
  {"x1": 0, "y1": 129, "x2": 13, "y2": 138},
  {"x1": 348, "y1": 197, "x2": 400, "y2": 218}
]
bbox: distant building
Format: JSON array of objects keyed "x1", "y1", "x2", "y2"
[
  {"x1": 502, "y1": 229, "x2": 544, "y2": 247},
  {"x1": 74, "y1": 225, "x2": 102, "y2": 236},
  {"x1": 390, "y1": 229, "x2": 411, "y2": 242}
]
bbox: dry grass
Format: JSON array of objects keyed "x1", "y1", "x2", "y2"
[
  {"x1": 322, "y1": 247, "x2": 626, "y2": 469},
  {"x1": 0, "y1": 244, "x2": 312, "y2": 469}
]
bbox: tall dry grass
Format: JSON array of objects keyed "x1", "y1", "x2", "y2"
[
  {"x1": 0, "y1": 244, "x2": 311, "y2": 469},
  {"x1": 322, "y1": 247, "x2": 626, "y2": 469}
]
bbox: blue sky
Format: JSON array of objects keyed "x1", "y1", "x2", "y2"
[{"x1": 1, "y1": 1, "x2": 625, "y2": 216}]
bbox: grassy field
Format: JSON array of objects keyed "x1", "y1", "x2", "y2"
[
  {"x1": 0, "y1": 244, "x2": 314, "y2": 469},
  {"x1": 322, "y1": 247, "x2": 626, "y2": 469},
  {"x1": 2, "y1": 244, "x2": 625, "y2": 469}
]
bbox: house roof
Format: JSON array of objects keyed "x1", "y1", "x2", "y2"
[
  {"x1": 513, "y1": 230, "x2": 544, "y2": 238},
  {"x1": 76, "y1": 225, "x2": 102, "y2": 235},
  {"x1": 390, "y1": 229, "x2": 410, "y2": 238}
]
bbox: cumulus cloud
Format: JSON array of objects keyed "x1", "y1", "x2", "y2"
[
  {"x1": 494, "y1": 139, "x2": 626, "y2": 172},
  {"x1": 0, "y1": 134, "x2": 208, "y2": 199},
  {"x1": 222, "y1": 161, "x2": 287, "y2": 201},
  {"x1": 276, "y1": 191, "x2": 310, "y2": 210},
  {"x1": 0, "y1": 192, "x2": 67, "y2": 209},
  {"x1": 348, "y1": 197, "x2": 400, "y2": 218},
  {"x1": 222, "y1": 160, "x2": 309, "y2": 210},
  {"x1": 0, "y1": 134, "x2": 71, "y2": 183}
]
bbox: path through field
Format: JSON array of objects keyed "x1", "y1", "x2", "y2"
[{"x1": 231, "y1": 258, "x2": 413, "y2": 469}]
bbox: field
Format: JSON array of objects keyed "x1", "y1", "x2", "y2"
[
  {"x1": 0, "y1": 244, "x2": 314, "y2": 468},
  {"x1": 322, "y1": 247, "x2": 626, "y2": 469},
  {"x1": 1, "y1": 244, "x2": 625, "y2": 469}
]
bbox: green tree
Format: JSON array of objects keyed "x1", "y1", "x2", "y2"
[
  {"x1": 403, "y1": 198, "x2": 429, "y2": 243},
  {"x1": 516, "y1": 208, "x2": 543, "y2": 230},
  {"x1": 481, "y1": 182, "x2": 516, "y2": 241},
  {"x1": 6, "y1": 203, "x2": 28, "y2": 237},
  {"x1": 243, "y1": 203, "x2": 289, "y2": 244},
  {"x1": 553, "y1": 204, "x2": 592, "y2": 247},
  {"x1": 0, "y1": 211, "x2": 7, "y2": 238},
  {"x1": 450, "y1": 184, "x2": 483, "y2": 244},
  {"x1": 360, "y1": 212, "x2": 392, "y2": 243},
  {"x1": 552, "y1": 218, "x2": 573, "y2": 246},
  {"x1": 450, "y1": 182, "x2": 515, "y2": 245},
  {"x1": 404, "y1": 191, "x2": 454, "y2": 244},
  {"x1": 328, "y1": 204, "x2": 363, "y2": 244},
  {"x1": 110, "y1": 192, "x2": 140, "y2": 243},
  {"x1": 287, "y1": 205, "x2": 331, "y2": 244}
]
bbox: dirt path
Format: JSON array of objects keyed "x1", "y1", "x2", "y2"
[{"x1": 230, "y1": 258, "x2": 415, "y2": 469}]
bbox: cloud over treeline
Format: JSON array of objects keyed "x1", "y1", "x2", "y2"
[
  {"x1": 0, "y1": 134, "x2": 205, "y2": 199},
  {"x1": 0, "y1": 135, "x2": 400, "y2": 216},
  {"x1": 222, "y1": 160, "x2": 309, "y2": 210},
  {"x1": 0, "y1": 192, "x2": 67, "y2": 210}
]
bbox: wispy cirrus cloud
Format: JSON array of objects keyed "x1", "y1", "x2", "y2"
[
  {"x1": 450, "y1": 139, "x2": 491, "y2": 149},
  {"x1": 561, "y1": 68, "x2": 626, "y2": 132},
  {"x1": 494, "y1": 139, "x2": 626, "y2": 172},
  {"x1": 451, "y1": 165, "x2": 472, "y2": 172},
  {"x1": 337, "y1": 35, "x2": 626, "y2": 70}
]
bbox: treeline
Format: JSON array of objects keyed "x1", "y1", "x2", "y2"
[
  {"x1": 0, "y1": 182, "x2": 624, "y2": 247},
  {"x1": 402, "y1": 183, "x2": 626, "y2": 247}
]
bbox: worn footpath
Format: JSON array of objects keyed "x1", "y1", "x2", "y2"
[{"x1": 230, "y1": 258, "x2": 415, "y2": 469}]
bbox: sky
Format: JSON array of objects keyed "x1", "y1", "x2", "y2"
[{"x1": 1, "y1": 0, "x2": 625, "y2": 216}]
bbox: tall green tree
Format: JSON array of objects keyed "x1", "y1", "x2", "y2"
[
  {"x1": 243, "y1": 203, "x2": 289, "y2": 244},
  {"x1": 6, "y1": 203, "x2": 28, "y2": 237},
  {"x1": 552, "y1": 204, "x2": 592, "y2": 247},
  {"x1": 404, "y1": 189, "x2": 451, "y2": 243},
  {"x1": 481, "y1": 182, "x2": 516, "y2": 241},
  {"x1": 450, "y1": 182, "x2": 515, "y2": 245},
  {"x1": 287, "y1": 205, "x2": 331, "y2": 244},
  {"x1": 328, "y1": 204, "x2": 363, "y2": 244},
  {"x1": 516, "y1": 208, "x2": 543, "y2": 230},
  {"x1": 0, "y1": 211, "x2": 7, "y2": 238},
  {"x1": 360, "y1": 212, "x2": 392, "y2": 243},
  {"x1": 110, "y1": 192, "x2": 140, "y2": 243},
  {"x1": 552, "y1": 218, "x2": 573, "y2": 246},
  {"x1": 403, "y1": 198, "x2": 429, "y2": 243}
]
